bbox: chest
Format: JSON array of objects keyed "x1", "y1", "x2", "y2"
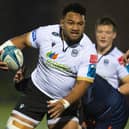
[
  {"x1": 39, "y1": 37, "x2": 83, "y2": 69},
  {"x1": 96, "y1": 56, "x2": 118, "y2": 77}
]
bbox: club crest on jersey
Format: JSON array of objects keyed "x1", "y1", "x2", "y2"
[
  {"x1": 52, "y1": 32, "x2": 59, "y2": 37},
  {"x1": 71, "y1": 49, "x2": 78, "y2": 57},
  {"x1": 103, "y1": 59, "x2": 109, "y2": 65}
]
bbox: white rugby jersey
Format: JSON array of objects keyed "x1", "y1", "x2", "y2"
[
  {"x1": 28, "y1": 24, "x2": 97, "y2": 99},
  {"x1": 96, "y1": 46, "x2": 129, "y2": 89}
]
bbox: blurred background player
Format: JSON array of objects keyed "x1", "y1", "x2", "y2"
[
  {"x1": 0, "y1": 3, "x2": 97, "y2": 129},
  {"x1": 80, "y1": 17, "x2": 129, "y2": 129}
]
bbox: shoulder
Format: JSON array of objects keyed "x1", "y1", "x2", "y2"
[
  {"x1": 81, "y1": 34, "x2": 96, "y2": 53},
  {"x1": 30, "y1": 24, "x2": 60, "y2": 41},
  {"x1": 81, "y1": 34, "x2": 93, "y2": 45},
  {"x1": 37, "y1": 24, "x2": 60, "y2": 34},
  {"x1": 110, "y1": 47, "x2": 124, "y2": 65},
  {"x1": 111, "y1": 47, "x2": 123, "y2": 56}
]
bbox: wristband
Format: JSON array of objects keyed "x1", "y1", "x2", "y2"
[
  {"x1": 60, "y1": 99, "x2": 70, "y2": 109},
  {"x1": 0, "y1": 40, "x2": 14, "y2": 51}
]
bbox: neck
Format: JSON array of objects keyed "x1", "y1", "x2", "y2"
[
  {"x1": 61, "y1": 29, "x2": 82, "y2": 46},
  {"x1": 97, "y1": 45, "x2": 113, "y2": 55}
]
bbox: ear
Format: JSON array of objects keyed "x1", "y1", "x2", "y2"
[
  {"x1": 113, "y1": 32, "x2": 117, "y2": 39},
  {"x1": 60, "y1": 19, "x2": 64, "y2": 29}
]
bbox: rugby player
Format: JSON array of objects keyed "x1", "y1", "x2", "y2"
[
  {"x1": 0, "y1": 3, "x2": 97, "y2": 129},
  {"x1": 81, "y1": 17, "x2": 129, "y2": 129}
]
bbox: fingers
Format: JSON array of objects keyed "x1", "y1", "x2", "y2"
[
  {"x1": 0, "y1": 50, "x2": 3, "y2": 54},
  {"x1": 0, "y1": 61, "x2": 8, "y2": 70},
  {"x1": 21, "y1": 66, "x2": 27, "y2": 76},
  {"x1": 47, "y1": 100, "x2": 64, "y2": 118},
  {"x1": 13, "y1": 66, "x2": 26, "y2": 83},
  {"x1": 0, "y1": 50, "x2": 9, "y2": 70},
  {"x1": 13, "y1": 69, "x2": 23, "y2": 83}
]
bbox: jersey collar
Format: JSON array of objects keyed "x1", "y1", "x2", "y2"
[
  {"x1": 96, "y1": 44, "x2": 115, "y2": 56},
  {"x1": 60, "y1": 27, "x2": 83, "y2": 48}
]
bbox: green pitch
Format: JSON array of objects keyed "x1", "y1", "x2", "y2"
[
  {"x1": 0, "y1": 103, "x2": 129, "y2": 129},
  {"x1": 0, "y1": 103, "x2": 48, "y2": 129}
]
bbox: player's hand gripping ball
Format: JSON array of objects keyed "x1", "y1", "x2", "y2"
[{"x1": 0, "y1": 46, "x2": 23, "y2": 70}]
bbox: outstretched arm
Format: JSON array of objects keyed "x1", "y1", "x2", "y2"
[{"x1": 118, "y1": 76, "x2": 129, "y2": 95}]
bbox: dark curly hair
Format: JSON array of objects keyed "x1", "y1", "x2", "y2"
[{"x1": 62, "y1": 3, "x2": 86, "y2": 18}]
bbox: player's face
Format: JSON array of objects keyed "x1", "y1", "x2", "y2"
[
  {"x1": 60, "y1": 12, "x2": 85, "y2": 42},
  {"x1": 95, "y1": 25, "x2": 116, "y2": 49}
]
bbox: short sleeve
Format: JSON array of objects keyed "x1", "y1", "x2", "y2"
[
  {"x1": 29, "y1": 28, "x2": 40, "y2": 48},
  {"x1": 28, "y1": 26, "x2": 50, "y2": 48},
  {"x1": 117, "y1": 56, "x2": 129, "y2": 79},
  {"x1": 77, "y1": 45, "x2": 97, "y2": 83}
]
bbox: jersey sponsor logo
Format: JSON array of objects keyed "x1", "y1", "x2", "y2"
[
  {"x1": 118, "y1": 56, "x2": 124, "y2": 65},
  {"x1": 32, "y1": 30, "x2": 36, "y2": 41},
  {"x1": 45, "y1": 58, "x2": 74, "y2": 74},
  {"x1": 71, "y1": 49, "x2": 78, "y2": 57},
  {"x1": 46, "y1": 51, "x2": 58, "y2": 59},
  {"x1": 90, "y1": 54, "x2": 98, "y2": 64},
  {"x1": 87, "y1": 64, "x2": 96, "y2": 78}
]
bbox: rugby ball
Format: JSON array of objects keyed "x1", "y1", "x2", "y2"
[{"x1": 0, "y1": 46, "x2": 23, "y2": 70}]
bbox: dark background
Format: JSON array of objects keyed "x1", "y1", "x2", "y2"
[{"x1": 0, "y1": 0, "x2": 129, "y2": 102}]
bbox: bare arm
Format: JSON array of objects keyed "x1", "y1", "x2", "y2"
[
  {"x1": 48, "y1": 80, "x2": 91, "y2": 118},
  {"x1": 64, "y1": 80, "x2": 90, "y2": 104},
  {"x1": 0, "y1": 32, "x2": 31, "y2": 70},
  {"x1": 10, "y1": 32, "x2": 32, "y2": 49},
  {"x1": 119, "y1": 75, "x2": 129, "y2": 95}
]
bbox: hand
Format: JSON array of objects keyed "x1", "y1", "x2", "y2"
[
  {"x1": 47, "y1": 99, "x2": 65, "y2": 118},
  {"x1": 0, "y1": 61, "x2": 8, "y2": 70},
  {"x1": 13, "y1": 66, "x2": 26, "y2": 83},
  {"x1": 81, "y1": 121, "x2": 87, "y2": 129},
  {"x1": 123, "y1": 50, "x2": 129, "y2": 64},
  {"x1": 0, "y1": 51, "x2": 8, "y2": 70}
]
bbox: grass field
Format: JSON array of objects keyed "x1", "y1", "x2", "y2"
[
  {"x1": 0, "y1": 103, "x2": 48, "y2": 129},
  {"x1": 0, "y1": 103, "x2": 129, "y2": 129}
]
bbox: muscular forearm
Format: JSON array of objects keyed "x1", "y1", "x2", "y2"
[
  {"x1": 119, "y1": 83, "x2": 129, "y2": 95},
  {"x1": 0, "y1": 33, "x2": 31, "y2": 50},
  {"x1": 64, "y1": 80, "x2": 91, "y2": 104}
]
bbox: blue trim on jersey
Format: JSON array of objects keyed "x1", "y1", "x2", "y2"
[
  {"x1": 125, "y1": 64, "x2": 129, "y2": 73},
  {"x1": 32, "y1": 30, "x2": 36, "y2": 41}
]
